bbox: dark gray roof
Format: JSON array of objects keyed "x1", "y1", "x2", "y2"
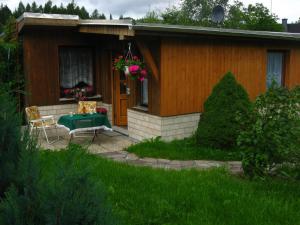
[
  {"x1": 287, "y1": 24, "x2": 300, "y2": 33},
  {"x1": 134, "y1": 23, "x2": 300, "y2": 41}
]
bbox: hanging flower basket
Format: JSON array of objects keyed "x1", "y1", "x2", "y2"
[
  {"x1": 113, "y1": 55, "x2": 148, "y2": 81},
  {"x1": 112, "y1": 43, "x2": 148, "y2": 81}
]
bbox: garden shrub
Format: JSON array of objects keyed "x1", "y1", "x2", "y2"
[
  {"x1": 0, "y1": 86, "x2": 22, "y2": 197},
  {"x1": 38, "y1": 144, "x2": 116, "y2": 225},
  {"x1": 196, "y1": 72, "x2": 251, "y2": 149},
  {"x1": 237, "y1": 83, "x2": 300, "y2": 178}
]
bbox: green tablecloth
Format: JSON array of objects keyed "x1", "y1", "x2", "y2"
[{"x1": 58, "y1": 113, "x2": 111, "y2": 132}]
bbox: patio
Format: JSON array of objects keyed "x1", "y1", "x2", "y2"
[{"x1": 39, "y1": 129, "x2": 136, "y2": 154}]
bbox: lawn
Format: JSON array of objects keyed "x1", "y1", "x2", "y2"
[
  {"x1": 40, "y1": 148, "x2": 300, "y2": 225},
  {"x1": 127, "y1": 138, "x2": 242, "y2": 161}
]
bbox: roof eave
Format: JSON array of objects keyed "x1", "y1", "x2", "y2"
[{"x1": 133, "y1": 23, "x2": 300, "y2": 42}]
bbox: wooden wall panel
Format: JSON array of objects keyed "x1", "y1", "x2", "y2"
[
  {"x1": 22, "y1": 28, "x2": 116, "y2": 106},
  {"x1": 287, "y1": 48, "x2": 300, "y2": 88},
  {"x1": 160, "y1": 37, "x2": 300, "y2": 116}
]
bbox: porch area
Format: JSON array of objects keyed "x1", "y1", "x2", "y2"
[{"x1": 39, "y1": 129, "x2": 135, "y2": 153}]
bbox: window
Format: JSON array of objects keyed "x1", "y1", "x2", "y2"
[
  {"x1": 267, "y1": 51, "x2": 285, "y2": 88},
  {"x1": 140, "y1": 78, "x2": 148, "y2": 106},
  {"x1": 59, "y1": 47, "x2": 94, "y2": 98}
]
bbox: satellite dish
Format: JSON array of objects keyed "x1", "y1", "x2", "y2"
[{"x1": 212, "y1": 5, "x2": 225, "y2": 24}]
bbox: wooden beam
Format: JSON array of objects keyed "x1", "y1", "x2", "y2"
[
  {"x1": 79, "y1": 25, "x2": 135, "y2": 36},
  {"x1": 136, "y1": 40, "x2": 159, "y2": 79}
]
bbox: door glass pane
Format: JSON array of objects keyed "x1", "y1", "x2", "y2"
[
  {"x1": 120, "y1": 82, "x2": 126, "y2": 94},
  {"x1": 141, "y1": 78, "x2": 148, "y2": 106},
  {"x1": 267, "y1": 52, "x2": 284, "y2": 88}
]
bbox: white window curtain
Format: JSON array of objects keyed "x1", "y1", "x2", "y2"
[
  {"x1": 59, "y1": 48, "x2": 93, "y2": 89},
  {"x1": 141, "y1": 78, "x2": 148, "y2": 106},
  {"x1": 267, "y1": 52, "x2": 284, "y2": 88}
]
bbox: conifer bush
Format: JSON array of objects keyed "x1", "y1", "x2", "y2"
[
  {"x1": 0, "y1": 87, "x2": 22, "y2": 197},
  {"x1": 196, "y1": 72, "x2": 251, "y2": 149}
]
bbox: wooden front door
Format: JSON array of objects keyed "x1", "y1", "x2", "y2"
[{"x1": 113, "y1": 71, "x2": 128, "y2": 126}]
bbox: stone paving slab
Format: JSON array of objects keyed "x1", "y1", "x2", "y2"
[
  {"x1": 97, "y1": 151, "x2": 243, "y2": 175},
  {"x1": 39, "y1": 131, "x2": 243, "y2": 174}
]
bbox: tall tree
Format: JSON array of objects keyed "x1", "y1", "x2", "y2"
[
  {"x1": 25, "y1": 3, "x2": 31, "y2": 12},
  {"x1": 0, "y1": 4, "x2": 12, "y2": 32},
  {"x1": 161, "y1": 0, "x2": 283, "y2": 31},
  {"x1": 91, "y1": 9, "x2": 106, "y2": 19},
  {"x1": 13, "y1": 1, "x2": 26, "y2": 18},
  {"x1": 43, "y1": 0, "x2": 52, "y2": 13},
  {"x1": 31, "y1": 2, "x2": 39, "y2": 13},
  {"x1": 225, "y1": 1, "x2": 283, "y2": 31},
  {"x1": 138, "y1": 11, "x2": 162, "y2": 23}
]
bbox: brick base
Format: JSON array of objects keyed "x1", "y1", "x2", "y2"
[{"x1": 128, "y1": 109, "x2": 200, "y2": 141}]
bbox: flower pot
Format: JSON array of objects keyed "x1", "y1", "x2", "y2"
[{"x1": 124, "y1": 66, "x2": 130, "y2": 75}]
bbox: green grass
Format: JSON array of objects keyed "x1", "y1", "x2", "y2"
[
  {"x1": 127, "y1": 138, "x2": 242, "y2": 161},
  {"x1": 40, "y1": 148, "x2": 300, "y2": 225}
]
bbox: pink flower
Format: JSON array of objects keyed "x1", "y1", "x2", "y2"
[
  {"x1": 86, "y1": 86, "x2": 93, "y2": 92},
  {"x1": 140, "y1": 69, "x2": 147, "y2": 77},
  {"x1": 64, "y1": 89, "x2": 71, "y2": 95},
  {"x1": 129, "y1": 65, "x2": 140, "y2": 74},
  {"x1": 133, "y1": 56, "x2": 139, "y2": 61},
  {"x1": 139, "y1": 76, "x2": 145, "y2": 82}
]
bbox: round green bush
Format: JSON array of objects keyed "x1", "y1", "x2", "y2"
[{"x1": 196, "y1": 72, "x2": 251, "y2": 149}]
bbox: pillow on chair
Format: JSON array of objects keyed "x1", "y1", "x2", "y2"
[
  {"x1": 78, "y1": 101, "x2": 97, "y2": 114},
  {"x1": 25, "y1": 106, "x2": 41, "y2": 120}
]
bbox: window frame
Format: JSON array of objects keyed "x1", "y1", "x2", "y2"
[{"x1": 58, "y1": 46, "x2": 97, "y2": 100}]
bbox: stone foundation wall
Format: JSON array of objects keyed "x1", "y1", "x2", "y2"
[{"x1": 128, "y1": 109, "x2": 200, "y2": 141}]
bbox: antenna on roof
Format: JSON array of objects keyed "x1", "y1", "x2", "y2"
[{"x1": 212, "y1": 5, "x2": 225, "y2": 26}]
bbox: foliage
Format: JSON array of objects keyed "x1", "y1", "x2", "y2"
[
  {"x1": 0, "y1": 143, "x2": 116, "y2": 224},
  {"x1": 224, "y1": 1, "x2": 283, "y2": 31},
  {"x1": 138, "y1": 11, "x2": 162, "y2": 23},
  {"x1": 0, "y1": 87, "x2": 23, "y2": 197},
  {"x1": 196, "y1": 72, "x2": 251, "y2": 149},
  {"x1": 0, "y1": 17, "x2": 24, "y2": 113},
  {"x1": 40, "y1": 149, "x2": 300, "y2": 225},
  {"x1": 38, "y1": 144, "x2": 116, "y2": 225},
  {"x1": 91, "y1": 9, "x2": 106, "y2": 19},
  {"x1": 140, "y1": 0, "x2": 283, "y2": 31},
  {"x1": 237, "y1": 83, "x2": 300, "y2": 179},
  {"x1": 0, "y1": 4, "x2": 12, "y2": 32},
  {"x1": 127, "y1": 137, "x2": 242, "y2": 161},
  {"x1": 11, "y1": 0, "x2": 104, "y2": 20}
]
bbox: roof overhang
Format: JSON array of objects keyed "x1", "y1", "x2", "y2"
[
  {"x1": 17, "y1": 12, "x2": 135, "y2": 37},
  {"x1": 16, "y1": 13, "x2": 79, "y2": 33},
  {"x1": 16, "y1": 13, "x2": 300, "y2": 42}
]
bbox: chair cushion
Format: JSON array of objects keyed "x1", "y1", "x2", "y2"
[
  {"x1": 25, "y1": 106, "x2": 41, "y2": 120},
  {"x1": 32, "y1": 119, "x2": 56, "y2": 128},
  {"x1": 78, "y1": 101, "x2": 97, "y2": 114}
]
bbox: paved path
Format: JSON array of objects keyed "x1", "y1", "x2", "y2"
[{"x1": 98, "y1": 151, "x2": 243, "y2": 175}]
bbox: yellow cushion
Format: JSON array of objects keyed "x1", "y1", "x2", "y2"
[
  {"x1": 32, "y1": 119, "x2": 56, "y2": 128},
  {"x1": 78, "y1": 101, "x2": 97, "y2": 114},
  {"x1": 25, "y1": 106, "x2": 41, "y2": 121}
]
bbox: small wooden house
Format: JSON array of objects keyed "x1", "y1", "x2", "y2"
[{"x1": 17, "y1": 13, "x2": 300, "y2": 141}]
